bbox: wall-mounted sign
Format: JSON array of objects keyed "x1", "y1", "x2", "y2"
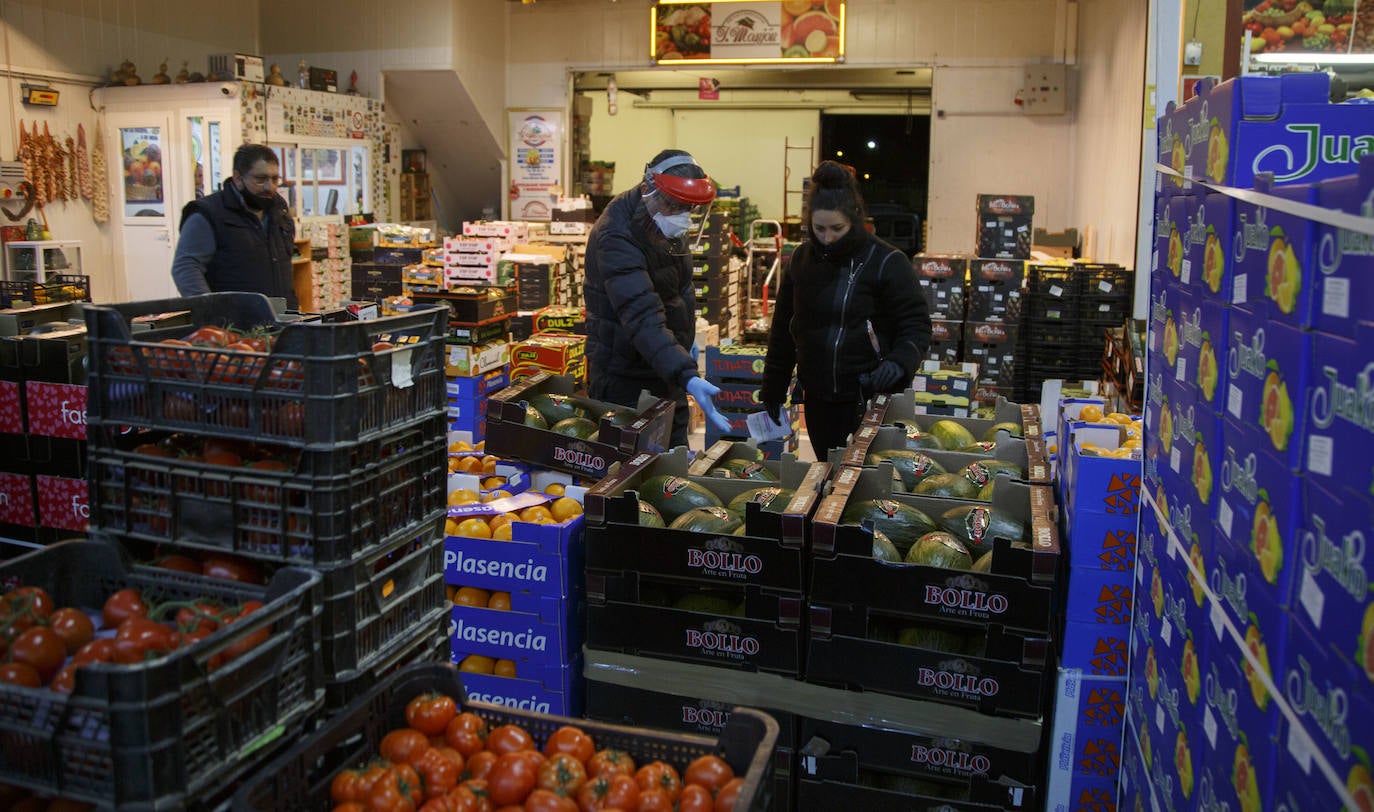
[
  {"x1": 652, "y1": 1, "x2": 845, "y2": 65},
  {"x1": 21, "y1": 85, "x2": 59, "y2": 107},
  {"x1": 507, "y1": 109, "x2": 563, "y2": 222}
]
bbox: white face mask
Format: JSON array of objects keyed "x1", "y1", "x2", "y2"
[{"x1": 652, "y1": 210, "x2": 693, "y2": 238}]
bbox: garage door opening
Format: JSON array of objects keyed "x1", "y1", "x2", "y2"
[{"x1": 821, "y1": 112, "x2": 930, "y2": 255}]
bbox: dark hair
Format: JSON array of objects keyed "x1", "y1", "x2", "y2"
[
  {"x1": 233, "y1": 143, "x2": 279, "y2": 175},
  {"x1": 643, "y1": 149, "x2": 706, "y2": 182},
  {"x1": 807, "y1": 160, "x2": 865, "y2": 226}
]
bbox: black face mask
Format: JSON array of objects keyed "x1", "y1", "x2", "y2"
[
  {"x1": 812, "y1": 226, "x2": 862, "y2": 262},
  {"x1": 236, "y1": 182, "x2": 273, "y2": 211}
]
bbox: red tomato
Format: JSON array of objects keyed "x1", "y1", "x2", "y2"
[
  {"x1": 486, "y1": 724, "x2": 535, "y2": 755},
  {"x1": 682, "y1": 755, "x2": 734, "y2": 795},
  {"x1": 3, "y1": 586, "x2": 54, "y2": 620},
  {"x1": 535, "y1": 752, "x2": 587, "y2": 796},
  {"x1": 201, "y1": 555, "x2": 265, "y2": 584},
  {"x1": 415, "y1": 746, "x2": 461, "y2": 800},
  {"x1": 161, "y1": 393, "x2": 200, "y2": 422},
  {"x1": 676, "y1": 784, "x2": 713, "y2": 812},
  {"x1": 543, "y1": 726, "x2": 595, "y2": 765},
  {"x1": 446, "y1": 712, "x2": 489, "y2": 758},
  {"x1": 713, "y1": 777, "x2": 744, "y2": 812},
  {"x1": 50, "y1": 661, "x2": 79, "y2": 694},
  {"x1": 487, "y1": 751, "x2": 539, "y2": 806},
  {"x1": 576, "y1": 773, "x2": 640, "y2": 812},
  {"x1": 465, "y1": 750, "x2": 499, "y2": 781},
  {"x1": 174, "y1": 601, "x2": 225, "y2": 635},
  {"x1": 272, "y1": 402, "x2": 306, "y2": 437},
  {"x1": 101, "y1": 588, "x2": 148, "y2": 628},
  {"x1": 380, "y1": 728, "x2": 433, "y2": 767},
  {"x1": 72, "y1": 638, "x2": 116, "y2": 665},
  {"x1": 154, "y1": 554, "x2": 202, "y2": 575},
  {"x1": 10, "y1": 626, "x2": 67, "y2": 681},
  {"x1": 221, "y1": 601, "x2": 269, "y2": 661},
  {"x1": 47, "y1": 607, "x2": 95, "y2": 653},
  {"x1": 367, "y1": 767, "x2": 419, "y2": 812},
  {"x1": 633, "y1": 763, "x2": 681, "y2": 803},
  {"x1": 185, "y1": 325, "x2": 235, "y2": 347},
  {"x1": 331, "y1": 768, "x2": 371, "y2": 803},
  {"x1": 586, "y1": 749, "x2": 636, "y2": 780},
  {"x1": 460, "y1": 778, "x2": 494, "y2": 811},
  {"x1": 406, "y1": 692, "x2": 458, "y2": 737},
  {"x1": 112, "y1": 616, "x2": 177, "y2": 664},
  {"x1": 0, "y1": 662, "x2": 41, "y2": 687},
  {"x1": 522, "y1": 789, "x2": 576, "y2": 812},
  {"x1": 634, "y1": 788, "x2": 673, "y2": 812}
]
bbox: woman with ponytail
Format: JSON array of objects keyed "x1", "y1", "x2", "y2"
[{"x1": 759, "y1": 160, "x2": 931, "y2": 459}]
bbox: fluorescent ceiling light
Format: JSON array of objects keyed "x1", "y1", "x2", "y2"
[{"x1": 1253, "y1": 52, "x2": 1374, "y2": 65}]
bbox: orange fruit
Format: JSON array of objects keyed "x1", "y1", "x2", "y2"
[
  {"x1": 488, "y1": 513, "x2": 515, "y2": 532},
  {"x1": 521, "y1": 505, "x2": 555, "y2": 524},
  {"x1": 457, "y1": 456, "x2": 483, "y2": 474},
  {"x1": 482, "y1": 489, "x2": 514, "y2": 503},
  {"x1": 448, "y1": 488, "x2": 480, "y2": 507},
  {"x1": 449, "y1": 440, "x2": 473, "y2": 453},
  {"x1": 444, "y1": 517, "x2": 463, "y2": 537},
  {"x1": 491, "y1": 523, "x2": 514, "y2": 541},
  {"x1": 454, "y1": 586, "x2": 491, "y2": 607},
  {"x1": 481, "y1": 476, "x2": 506, "y2": 490},
  {"x1": 445, "y1": 584, "x2": 457, "y2": 602},
  {"x1": 447, "y1": 457, "x2": 463, "y2": 474},
  {"x1": 455, "y1": 518, "x2": 492, "y2": 539},
  {"x1": 458, "y1": 654, "x2": 495, "y2": 674},
  {"x1": 550, "y1": 497, "x2": 583, "y2": 522},
  {"x1": 1078, "y1": 404, "x2": 1104, "y2": 422},
  {"x1": 488, "y1": 592, "x2": 511, "y2": 611},
  {"x1": 481, "y1": 456, "x2": 500, "y2": 474},
  {"x1": 543, "y1": 483, "x2": 567, "y2": 497},
  {"x1": 494, "y1": 659, "x2": 517, "y2": 678},
  {"x1": 474, "y1": 441, "x2": 486, "y2": 452}
]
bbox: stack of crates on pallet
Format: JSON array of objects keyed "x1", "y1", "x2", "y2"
[
  {"x1": 0, "y1": 309, "x2": 92, "y2": 554},
  {"x1": 445, "y1": 372, "x2": 678, "y2": 714},
  {"x1": 797, "y1": 396, "x2": 1058, "y2": 807},
  {"x1": 1044, "y1": 399, "x2": 1142, "y2": 810},
  {"x1": 442, "y1": 233, "x2": 514, "y2": 288},
  {"x1": 81, "y1": 292, "x2": 451, "y2": 712},
  {"x1": 296, "y1": 218, "x2": 352, "y2": 312},
  {"x1": 411, "y1": 284, "x2": 515, "y2": 438},
  {"x1": 580, "y1": 443, "x2": 831, "y2": 810},
  {"x1": 913, "y1": 254, "x2": 969, "y2": 366},
  {"x1": 1021, "y1": 262, "x2": 1135, "y2": 404},
  {"x1": 701, "y1": 344, "x2": 799, "y2": 458},
  {"x1": 964, "y1": 258, "x2": 1025, "y2": 408},
  {"x1": 693, "y1": 212, "x2": 741, "y2": 337}
]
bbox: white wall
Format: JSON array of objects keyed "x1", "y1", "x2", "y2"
[{"x1": 586, "y1": 91, "x2": 672, "y2": 195}]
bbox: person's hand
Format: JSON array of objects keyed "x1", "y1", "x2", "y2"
[
  {"x1": 686, "y1": 376, "x2": 732, "y2": 434},
  {"x1": 763, "y1": 401, "x2": 784, "y2": 426},
  {"x1": 869, "y1": 360, "x2": 906, "y2": 393}
]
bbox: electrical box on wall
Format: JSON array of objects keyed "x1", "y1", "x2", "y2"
[{"x1": 1021, "y1": 64, "x2": 1067, "y2": 115}]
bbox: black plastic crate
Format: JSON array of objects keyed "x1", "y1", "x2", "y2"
[
  {"x1": 1075, "y1": 264, "x2": 1134, "y2": 298},
  {"x1": 318, "y1": 523, "x2": 446, "y2": 682},
  {"x1": 323, "y1": 609, "x2": 447, "y2": 711},
  {"x1": 1024, "y1": 321, "x2": 1081, "y2": 346},
  {"x1": 1077, "y1": 296, "x2": 1133, "y2": 322},
  {"x1": 0, "y1": 540, "x2": 322, "y2": 809},
  {"x1": 87, "y1": 418, "x2": 447, "y2": 566},
  {"x1": 233, "y1": 663, "x2": 779, "y2": 812},
  {"x1": 1025, "y1": 265, "x2": 1079, "y2": 301},
  {"x1": 84, "y1": 292, "x2": 446, "y2": 448},
  {"x1": 0, "y1": 273, "x2": 91, "y2": 309}
]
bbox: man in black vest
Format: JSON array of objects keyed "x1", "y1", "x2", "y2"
[{"x1": 171, "y1": 143, "x2": 297, "y2": 308}]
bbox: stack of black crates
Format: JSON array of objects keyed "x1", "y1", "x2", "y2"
[
  {"x1": 693, "y1": 212, "x2": 738, "y2": 334},
  {"x1": 1019, "y1": 262, "x2": 1135, "y2": 403},
  {"x1": 81, "y1": 292, "x2": 452, "y2": 712}
]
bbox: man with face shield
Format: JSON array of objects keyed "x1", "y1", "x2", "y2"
[
  {"x1": 171, "y1": 143, "x2": 298, "y2": 308},
  {"x1": 584, "y1": 149, "x2": 732, "y2": 448}
]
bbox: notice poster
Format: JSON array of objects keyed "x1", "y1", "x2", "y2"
[
  {"x1": 507, "y1": 110, "x2": 563, "y2": 222},
  {"x1": 120, "y1": 126, "x2": 165, "y2": 217},
  {"x1": 653, "y1": 1, "x2": 845, "y2": 64}
]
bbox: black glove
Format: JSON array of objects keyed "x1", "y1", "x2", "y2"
[
  {"x1": 763, "y1": 401, "x2": 783, "y2": 425},
  {"x1": 869, "y1": 360, "x2": 905, "y2": 393}
]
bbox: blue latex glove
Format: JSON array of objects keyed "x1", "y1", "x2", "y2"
[
  {"x1": 763, "y1": 401, "x2": 784, "y2": 425},
  {"x1": 686, "y1": 376, "x2": 732, "y2": 434},
  {"x1": 690, "y1": 341, "x2": 700, "y2": 362},
  {"x1": 869, "y1": 360, "x2": 906, "y2": 393}
]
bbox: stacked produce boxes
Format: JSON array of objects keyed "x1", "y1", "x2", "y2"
[
  {"x1": 295, "y1": 217, "x2": 352, "y2": 312},
  {"x1": 964, "y1": 258, "x2": 1025, "y2": 406},
  {"x1": 913, "y1": 254, "x2": 968, "y2": 366},
  {"x1": 1021, "y1": 262, "x2": 1134, "y2": 405},
  {"x1": 694, "y1": 212, "x2": 742, "y2": 337},
  {"x1": 81, "y1": 292, "x2": 451, "y2": 712},
  {"x1": 701, "y1": 343, "x2": 799, "y2": 458},
  {"x1": 974, "y1": 194, "x2": 1034, "y2": 260}
]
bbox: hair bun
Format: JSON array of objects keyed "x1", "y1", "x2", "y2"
[{"x1": 811, "y1": 160, "x2": 854, "y2": 190}]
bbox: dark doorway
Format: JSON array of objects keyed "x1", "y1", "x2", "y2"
[{"x1": 820, "y1": 112, "x2": 930, "y2": 254}]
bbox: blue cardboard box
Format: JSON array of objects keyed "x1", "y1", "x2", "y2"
[
  {"x1": 447, "y1": 394, "x2": 488, "y2": 434},
  {"x1": 1194, "y1": 294, "x2": 1228, "y2": 415},
  {"x1": 1173, "y1": 286, "x2": 1205, "y2": 400},
  {"x1": 1305, "y1": 325, "x2": 1374, "y2": 501},
  {"x1": 1163, "y1": 194, "x2": 1198, "y2": 286},
  {"x1": 1059, "y1": 423, "x2": 1142, "y2": 519},
  {"x1": 449, "y1": 654, "x2": 583, "y2": 717},
  {"x1": 449, "y1": 596, "x2": 583, "y2": 667},
  {"x1": 1312, "y1": 155, "x2": 1374, "y2": 340},
  {"x1": 1214, "y1": 422, "x2": 1303, "y2": 607},
  {"x1": 1188, "y1": 190, "x2": 1238, "y2": 300},
  {"x1": 1210, "y1": 532, "x2": 1291, "y2": 721},
  {"x1": 1222, "y1": 304, "x2": 1312, "y2": 471},
  {"x1": 1044, "y1": 669, "x2": 1127, "y2": 812},
  {"x1": 1061, "y1": 619, "x2": 1131, "y2": 676},
  {"x1": 1291, "y1": 481, "x2": 1374, "y2": 687},
  {"x1": 1064, "y1": 567, "x2": 1135, "y2": 627},
  {"x1": 445, "y1": 367, "x2": 510, "y2": 400},
  {"x1": 1145, "y1": 653, "x2": 1202, "y2": 810},
  {"x1": 1232, "y1": 175, "x2": 1317, "y2": 327},
  {"x1": 444, "y1": 509, "x2": 584, "y2": 598},
  {"x1": 1197, "y1": 638, "x2": 1279, "y2": 812}
]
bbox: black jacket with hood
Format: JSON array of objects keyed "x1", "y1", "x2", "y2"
[
  {"x1": 583, "y1": 187, "x2": 697, "y2": 390},
  {"x1": 760, "y1": 231, "x2": 931, "y2": 405},
  {"x1": 179, "y1": 179, "x2": 297, "y2": 307}
]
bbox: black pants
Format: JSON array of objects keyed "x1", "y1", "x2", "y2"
[
  {"x1": 589, "y1": 372, "x2": 690, "y2": 450},
  {"x1": 802, "y1": 397, "x2": 866, "y2": 462}
]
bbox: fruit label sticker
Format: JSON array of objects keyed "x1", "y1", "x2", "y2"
[
  {"x1": 1227, "y1": 384, "x2": 1243, "y2": 420},
  {"x1": 1323, "y1": 277, "x2": 1351, "y2": 319},
  {"x1": 1298, "y1": 567, "x2": 1326, "y2": 628},
  {"x1": 1181, "y1": 258, "x2": 1192, "y2": 284}
]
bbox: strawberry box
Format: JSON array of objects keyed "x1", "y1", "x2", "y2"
[
  {"x1": 1304, "y1": 325, "x2": 1374, "y2": 501},
  {"x1": 1214, "y1": 422, "x2": 1303, "y2": 609},
  {"x1": 1222, "y1": 304, "x2": 1311, "y2": 472},
  {"x1": 1291, "y1": 481, "x2": 1374, "y2": 687},
  {"x1": 1312, "y1": 156, "x2": 1374, "y2": 340},
  {"x1": 1232, "y1": 175, "x2": 1318, "y2": 328}
]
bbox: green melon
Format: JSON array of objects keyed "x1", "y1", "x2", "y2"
[
  {"x1": 528, "y1": 393, "x2": 588, "y2": 426},
  {"x1": 892, "y1": 423, "x2": 943, "y2": 450},
  {"x1": 711, "y1": 458, "x2": 779, "y2": 482},
  {"x1": 980, "y1": 421, "x2": 1022, "y2": 442},
  {"x1": 727, "y1": 486, "x2": 794, "y2": 516},
  {"x1": 897, "y1": 625, "x2": 969, "y2": 653},
  {"x1": 669, "y1": 506, "x2": 745, "y2": 534},
  {"x1": 964, "y1": 459, "x2": 1024, "y2": 484},
  {"x1": 904, "y1": 531, "x2": 974, "y2": 570},
  {"x1": 970, "y1": 551, "x2": 994, "y2": 573},
  {"x1": 929, "y1": 419, "x2": 976, "y2": 450},
  {"x1": 938, "y1": 504, "x2": 1028, "y2": 557},
  {"x1": 840, "y1": 498, "x2": 937, "y2": 557},
  {"x1": 637, "y1": 500, "x2": 666, "y2": 527},
  {"x1": 913, "y1": 473, "x2": 980, "y2": 499},
  {"x1": 976, "y1": 481, "x2": 996, "y2": 502},
  {"x1": 674, "y1": 589, "x2": 743, "y2": 615},
  {"x1": 866, "y1": 449, "x2": 945, "y2": 491},
  {"x1": 720, "y1": 445, "x2": 765, "y2": 465},
  {"x1": 955, "y1": 441, "x2": 998, "y2": 455},
  {"x1": 524, "y1": 405, "x2": 548, "y2": 429},
  {"x1": 551, "y1": 416, "x2": 598, "y2": 439},
  {"x1": 638, "y1": 475, "x2": 724, "y2": 523},
  {"x1": 872, "y1": 529, "x2": 902, "y2": 563},
  {"x1": 600, "y1": 407, "x2": 639, "y2": 428}
]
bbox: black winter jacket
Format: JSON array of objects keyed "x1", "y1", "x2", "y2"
[
  {"x1": 760, "y1": 233, "x2": 931, "y2": 405},
  {"x1": 180, "y1": 180, "x2": 297, "y2": 307},
  {"x1": 583, "y1": 188, "x2": 697, "y2": 389}
]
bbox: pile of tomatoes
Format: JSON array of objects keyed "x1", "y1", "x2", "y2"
[
  {"x1": 0, "y1": 783, "x2": 93, "y2": 811},
  {"x1": 330, "y1": 693, "x2": 747, "y2": 812},
  {"x1": 0, "y1": 583, "x2": 270, "y2": 692}
]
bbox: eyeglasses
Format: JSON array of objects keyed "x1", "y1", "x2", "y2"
[{"x1": 246, "y1": 173, "x2": 281, "y2": 186}]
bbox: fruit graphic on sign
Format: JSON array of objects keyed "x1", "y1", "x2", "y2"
[
  {"x1": 1168, "y1": 227, "x2": 1184, "y2": 278},
  {"x1": 1266, "y1": 227, "x2": 1301, "y2": 315},
  {"x1": 1188, "y1": 542, "x2": 1207, "y2": 607},
  {"x1": 1175, "y1": 729, "x2": 1195, "y2": 799},
  {"x1": 1250, "y1": 497, "x2": 1283, "y2": 586},
  {"x1": 1145, "y1": 642, "x2": 1160, "y2": 699},
  {"x1": 1259, "y1": 366, "x2": 1294, "y2": 453},
  {"x1": 1206, "y1": 121, "x2": 1230, "y2": 184},
  {"x1": 1139, "y1": 724, "x2": 1154, "y2": 770},
  {"x1": 1241, "y1": 621, "x2": 1272, "y2": 710},
  {"x1": 1171, "y1": 136, "x2": 1187, "y2": 186},
  {"x1": 1163, "y1": 315, "x2": 1179, "y2": 367},
  {"x1": 1197, "y1": 336, "x2": 1219, "y2": 403},
  {"x1": 1180, "y1": 635, "x2": 1201, "y2": 705},
  {"x1": 1159, "y1": 399, "x2": 1175, "y2": 456},
  {"x1": 1202, "y1": 228, "x2": 1225, "y2": 294},
  {"x1": 1347, "y1": 763, "x2": 1374, "y2": 812},
  {"x1": 1358, "y1": 603, "x2": 1374, "y2": 684},
  {"x1": 1233, "y1": 740, "x2": 1261, "y2": 812},
  {"x1": 1193, "y1": 441, "x2": 1213, "y2": 507},
  {"x1": 780, "y1": 1, "x2": 842, "y2": 58},
  {"x1": 1151, "y1": 567, "x2": 1165, "y2": 619}
]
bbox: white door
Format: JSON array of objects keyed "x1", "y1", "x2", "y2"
[{"x1": 105, "y1": 111, "x2": 178, "y2": 302}]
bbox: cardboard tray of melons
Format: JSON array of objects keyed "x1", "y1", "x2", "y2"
[
  {"x1": 484, "y1": 372, "x2": 676, "y2": 479},
  {"x1": 858, "y1": 393, "x2": 1050, "y2": 483},
  {"x1": 808, "y1": 463, "x2": 1059, "y2": 633}
]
